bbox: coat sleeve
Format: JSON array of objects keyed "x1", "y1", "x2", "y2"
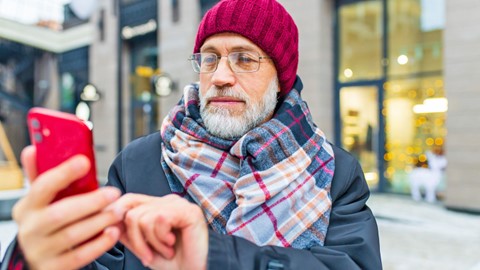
[{"x1": 206, "y1": 153, "x2": 382, "y2": 270}]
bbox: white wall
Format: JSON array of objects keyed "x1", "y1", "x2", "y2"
[{"x1": 444, "y1": 0, "x2": 480, "y2": 211}]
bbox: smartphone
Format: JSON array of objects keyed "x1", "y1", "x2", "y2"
[{"x1": 27, "y1": 107, "x2": 98, "y2": 202}]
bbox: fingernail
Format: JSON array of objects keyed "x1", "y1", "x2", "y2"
[
  {"x1": 72, "y1": 156, "x2": 89, "y2": 172},
  {"x1": 103, "y1": 188, "x2": 121, "y2": 201},
  {"x1": 105, "y1": 227, "x2": 120, "y2": 239}
]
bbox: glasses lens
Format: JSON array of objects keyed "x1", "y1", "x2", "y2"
[
  {"x1": 230, "y1": 52, "x2": 260, "y2": 72},
  {"x1": 190, "y1": 54, "x2": 201, "y2": 73},
  {"x1": 199, "y1": 53, "x2": 217, "y2": 73}
]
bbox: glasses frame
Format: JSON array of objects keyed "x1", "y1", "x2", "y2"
[{"x1": 188, "y1": 51, "x2": 271, "y2": 74}]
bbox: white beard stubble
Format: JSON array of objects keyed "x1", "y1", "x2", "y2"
[{"x1": 200, "y1": 78, "x2": 279, "y2": 139}]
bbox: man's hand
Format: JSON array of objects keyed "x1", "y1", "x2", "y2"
[
  {"x1": 12, "y1": 146, "x2": 125, "y2": 270},
  {"x1": 112, "y1": 193, "x2": 209, "y2": 270}
]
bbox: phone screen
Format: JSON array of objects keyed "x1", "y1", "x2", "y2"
[{"x1": 27, "y1": 107, "x2": 98, "y2": 202}]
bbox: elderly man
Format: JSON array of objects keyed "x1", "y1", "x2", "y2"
[{"x1": 3, "y1": 0, "x2": 382, "y2": 269}]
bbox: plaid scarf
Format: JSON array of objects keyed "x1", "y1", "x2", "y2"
[{"x1": 160, "y1": 83, "x2": 335, "y2": 249}]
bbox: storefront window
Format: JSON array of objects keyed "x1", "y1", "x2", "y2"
[
  {"x1": 336, "y1": 0, "x2": 445, "y2": 194},
  {"x1": 60, "y1": 73, "x2": 76, "y2": 111},
  {"x1": 384, "y1": 0, "x2": 445, "y2": 193},
  {"x1": 58, "y1": 47, "x2": 89, "y2": 113},
  {"x1": 338, "y1": 0, "x2": 383, "y2": 82},
  {"x1": 0, "y1": 40, "x2": 36, "y2": 161},
  {"x1": 384, "y1": 76, "x2": 446, "y2": 193},
  {"x1": 387, "y1": 0, "x2": 444, "y2": 77},
  {"x1": 340, "y1": 86, "x2": 379, "y2": 189}
]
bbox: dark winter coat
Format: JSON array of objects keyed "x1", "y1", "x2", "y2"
[{"x1": 2, "y1": 132, "x2": 382, "y2": 270}]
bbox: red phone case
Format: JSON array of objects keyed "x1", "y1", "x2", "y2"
[{"x1": 27, "y1": 107, "x2": 98, "y2": 202}]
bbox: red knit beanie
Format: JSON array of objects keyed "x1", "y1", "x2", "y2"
[{"x1": 193, "y1": 0, "x2": 299, "y2": 96}]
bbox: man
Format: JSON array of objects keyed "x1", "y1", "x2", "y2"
[{"x1": 2, "y1": 0, "x2": 382, "y2": 269}]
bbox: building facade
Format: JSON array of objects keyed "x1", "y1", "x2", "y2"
[{"x1": 0, "y1": 0, "x2": 478, "y2": 212}]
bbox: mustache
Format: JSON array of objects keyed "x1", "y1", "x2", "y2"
[{"x1": 202, "y1": 86, "x2": 249, "y2": 102}]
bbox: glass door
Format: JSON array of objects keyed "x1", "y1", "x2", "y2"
[
  {"x1": 340, "y1": 86, "x2": 380, "y2": 190},
  {"x1": 129, "y1": 34, "x2": 159, "y2": 139},
  {"x1": 336, "y1": 0, "x2": 385, "y2": 191}
]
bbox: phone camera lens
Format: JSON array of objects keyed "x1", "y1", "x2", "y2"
[
  {"x1": 31, "y1": 118, "x2": 40, "y2": 129},
  {"x1": 34, "y1": 132, "x2": 43, "y2": 143}
]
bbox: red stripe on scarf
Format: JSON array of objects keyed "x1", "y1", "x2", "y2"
[
  {"x1": 286, "y1": 110, "x2": 323, "y2": 152},
  {"x1": 252, "y1": 109, "x2": 310, "y2": 158},
  {"x1": 253, "y1": 125, "x2": 290, "y2": 157},
  {"x1": 179, "y1": 173, "x2": 200, "y2": 197},
  {"x1": 261, "y1": 204, "x2": 291, "y2": 247},
  {"x1": 211, "y1": 152, "x2": 228, "y2": 178},
  {"x1": 248, "y1": 159, "x2": 271, "y2": 200}
]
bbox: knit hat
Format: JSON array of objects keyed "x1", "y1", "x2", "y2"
[{"x1": 194, "y1": 0, "x2": 299, "y2": 96}]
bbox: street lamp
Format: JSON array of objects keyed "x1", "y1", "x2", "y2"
[
  {"x1": 75, "y1": 83, "x2": 101, "y2": 126},
  {"x1": 152, "y1": 73, "x2": 175, "y2": 97},
  {"x1": 80, "y1": 83, "x2": 101, "y2": 102}
]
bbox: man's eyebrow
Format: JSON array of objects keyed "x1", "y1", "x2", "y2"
[
  {"x1": 200, "y1": 44, "x2": 260, "y2": 53},
  {"x1": 200, "y1": 45, "x2": 217, "y2": 52},
  {"x1": 230, "y1": 45, "x2": 258, "y2": 52}
]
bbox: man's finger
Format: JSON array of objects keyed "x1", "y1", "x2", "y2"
[
  {"x1": 42, "y1": 227, "x2": 121, "y2": 270},
  {"x1": 107, "y1": 193, "x2": 154, "y2": 213},
  {"x1": 21, "y1": 145, "x2": 38, "y2": 182},
  {"x1": 123, "y1": 206, "x2": 154, "y2": 265},
  {"x1": 153, "y1": 215, "x2": 176, "y2": 247},
  {"x1": 37, "y1": 187, "x2": 122, "y2": 234},
  {"x1": 146, "y1": 215, "x2": 175, "y2": 259},
  {"x1": 47, "y1": 205, "x2": 125, "y2": 255},
  {"x1": 26, "y1": 155, "x2": 91, "y2": 208}
]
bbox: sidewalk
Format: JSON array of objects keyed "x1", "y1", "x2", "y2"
[
  {"x1": 1, "y1": 194, "x2": 479, "y2": 268},
  {"x1": 368, "y1": 194, "x2": 480, "y2": 270},
  {"x1": 0, "y1": 220, "x2": 16, "y2": 261}
]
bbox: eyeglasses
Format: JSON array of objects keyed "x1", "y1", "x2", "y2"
[{"x1": 188, "y1": 51, "x2": 271, "y2": 74}]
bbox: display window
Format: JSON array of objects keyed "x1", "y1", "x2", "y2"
[
  {"x1": 384, "y1": 76, "x2": 446, "y2": 193},
  {"x1": 336, "y1": 0, "x2": 445, "y2": 193}
]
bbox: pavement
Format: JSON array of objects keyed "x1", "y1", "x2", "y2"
[
  {"x1": 0, "y1": 193, "x2": 479, "y2": 269},
  {"x1": 0, "y1": 219, "x2": 16, "y2": 261},
  {"x1": 369, "y1": 194, "x2": 480, "y2": 270}
]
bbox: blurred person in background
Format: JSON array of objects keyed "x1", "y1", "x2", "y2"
[{"x1": 2, "y1": 0, "x2": 382, "y2": 269}]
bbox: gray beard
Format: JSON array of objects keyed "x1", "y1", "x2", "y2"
[{"x1": 199, "y1": 78, "x2": 279, "y2": 140}]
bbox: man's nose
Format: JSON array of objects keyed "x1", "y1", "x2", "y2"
[{"x1": 211, "y1": 57, "x2": 236, "y2": 87}]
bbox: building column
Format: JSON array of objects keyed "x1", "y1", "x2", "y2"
[{"x1": 444, "y1": 0, "x2": 480, "y2": 212}]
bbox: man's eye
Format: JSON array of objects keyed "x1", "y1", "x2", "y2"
[
  {"x1": 238, "y1": 54, "x2": 255, "y2": 63},
  {"x1": 202, "y1": 56, "x2": 217, "y2": 65}
]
